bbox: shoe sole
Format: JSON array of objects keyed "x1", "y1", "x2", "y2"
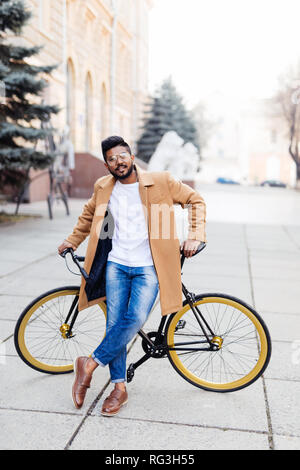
[{"x1": 101, "y1": 398, "x2": 128, "y2": 417}]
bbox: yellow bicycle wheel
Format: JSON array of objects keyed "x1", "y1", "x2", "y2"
[
  {"x1": 166, "y1": 294, "x2": 271, "y2": 392},
  {"x1": 14, "y1": 286, "x2": 107, "y2": 374}
]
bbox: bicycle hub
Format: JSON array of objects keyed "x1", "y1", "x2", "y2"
[
  {"x1": 60, "y1": 323, "x2": 71, "y2": 339},
  {"x1": 211, "y1": 336, "x2": 223, "y2": 350}
]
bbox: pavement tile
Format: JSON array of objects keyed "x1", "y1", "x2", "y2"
[
  {"x1": 184, "y1": 255, "x2": 249, "y2": 278},
  {"x1": 265, "y1": 379, "x2": 300, "y2": 437},
  {"x1": 92, "y1": 342, "x2": 269, "y2": 434},
  {"x1": 1, "y1": 336, "x2": 16, "y2": 357},
  {"x1": 181, "y1": 273, "x2": 253, "y2": 304},
  {"x1": 284, "y1": 226, "x2": 300, "y2": 249},
  {"x1": 252, "y1": 279, "x2": 300, "y2": 314},
  {"x1": 249, "y1": 249, "x2": 300, "y2": 262},
  {"x1": 0, "y1": 276, "x2": 76, "y2": 297},
  {"x1": 261, "y1": 312, "x2": 300, "y2": 342},
  {"x1": 249, "y1": 246, "x2": 300, "y2": 281},
  {"x1": 0, "y1": 260, "x2": 26, "y2": 277},
  {"x1": 250, "y1": 262, "x2": 300, "y2": 281},
  {"x1": 0, "y1": 409, "x2": 82, "y2": 450},
  {"x1": 70, "y1": 415, "x2": 269, "y2": 450},
  {"x1": 0, "y1": 319, "x2": 15, "y2": 343},
  {"x1": 0, "y1": 294, "x2": 34, "y2": 321},
  {"x1": 264, "y1": 341, "x2": 300, "y2": 381},
  {"x1": 0, "y1": 355, "x2": 110, "y2": 415},
  {"x1": 0, "y1": 250, "x2": 49, "y2": 265}
]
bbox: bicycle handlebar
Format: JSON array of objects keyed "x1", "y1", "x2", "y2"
[
  {"x1": 60, "y1": 241, "x2": 206, "y2": 279},
  {"x1": 59, "y1": 248, "x2": 89, "y2": 281},
  {"x1": 180, "y1": 241, "x2": 206, "y2": 269}
]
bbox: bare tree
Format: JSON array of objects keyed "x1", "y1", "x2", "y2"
[
  {"x1": 274, "y1": 63, "x2": 300, "y2": 187},
  {"x1": 192, "y1": 101, "x2": 219, "y2": 162}
]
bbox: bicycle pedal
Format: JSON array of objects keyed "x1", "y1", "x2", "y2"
[
  {"x1": 175, "y1": 320, "x2": 186, "y2": 331},
  {"x1": 127, "y1": 363, "x2": 135, "y2": 383}
]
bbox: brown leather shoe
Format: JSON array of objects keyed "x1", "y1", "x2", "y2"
[
  {"x1": 101, "y1": 388, "x2": 128, "y2": 417},
  {"x1": 72, "y1": 357, "x2": 92, "y2": 409}
]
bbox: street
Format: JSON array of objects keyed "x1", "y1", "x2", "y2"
[{"x1": 0, "y1": 184, "x2": 300, "y2": 450}]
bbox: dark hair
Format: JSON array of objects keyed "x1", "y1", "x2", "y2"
[{"x1": 101, "y1": 136, "x2": 132, "y2": 161}]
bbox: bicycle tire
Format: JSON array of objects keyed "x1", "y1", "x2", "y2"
[
  {"x1": 165, "y1": 293, "x2": 271, "y2": 392},
  {"x1": 14, "y1": 286, "x2": 107, "y2": 374}
]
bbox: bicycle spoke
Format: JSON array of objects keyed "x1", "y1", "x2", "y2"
[
  {"x1": 169, "y1": 298, "x2": 267, "y2": 386},
  {"x1": 22, "y1": 292, "x2": 106, "y2": 369}
]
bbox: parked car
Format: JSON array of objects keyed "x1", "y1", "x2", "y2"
[
  {"x1": 216, "y1": 177, "x2": 240, "y2": 185},
  {"x1": 260, "y1": 180, "x2": 287, "y2": 188}
]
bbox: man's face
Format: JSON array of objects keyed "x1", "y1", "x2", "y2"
[{"x1": 105, "y1": 145, "x2": 135, "y2": 180}]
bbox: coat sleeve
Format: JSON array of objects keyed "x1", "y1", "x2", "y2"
[
  {"x1": 166, "y1": 172, "x2": 207, "y2": 243},
  {"x1": 65, "y1": 183, "x2": 97, "y2": 249}
]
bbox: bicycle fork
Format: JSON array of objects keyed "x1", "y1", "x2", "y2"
[
  {"x1": 181, "y1": 284, "x2": 221, "y2": 351},
  {"x1": 59, "y1": 295, "x2": 80, "y2": 339}
]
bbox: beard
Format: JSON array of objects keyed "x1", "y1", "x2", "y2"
[{"x1": 108, "y1": 160, "x2": 135, "y2": 180}]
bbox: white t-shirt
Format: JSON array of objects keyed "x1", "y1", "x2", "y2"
[{"x1": 107, "y1": 180, "x2": 154, "y2": 267}]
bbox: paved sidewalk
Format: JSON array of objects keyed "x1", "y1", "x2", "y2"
[{"x1": 0, "y1": 188, "x2": 300, "y2": 450}]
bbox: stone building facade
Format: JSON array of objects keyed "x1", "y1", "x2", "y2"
[{"x1": 15, "y1": 0, "x2": 153, "y2": 201}]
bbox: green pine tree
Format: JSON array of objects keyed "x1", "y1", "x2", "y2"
[
  {"x1": 0, "y1": 0, "x2": 61, "y2": 200},
  {"x1": 137, "y1": 77, "x2": 199, "y2": 163}
]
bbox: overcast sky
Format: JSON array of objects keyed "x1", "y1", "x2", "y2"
[{"x1": 148, "y1": 0, "x2": 300, "y2": 109}]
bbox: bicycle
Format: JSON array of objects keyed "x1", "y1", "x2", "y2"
[
  {"x1": 47, "y1": 166, "x2": 70, "y2": 220},
  {"x1": 14, "y1": 243, "x2": 272, "y2": 392}
]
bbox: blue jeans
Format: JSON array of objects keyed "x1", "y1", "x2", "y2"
[{"x1": 92, "y1": 261, "x2": 159, "y2": 383}]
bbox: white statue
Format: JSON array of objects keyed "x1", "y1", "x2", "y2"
[
  {"x1": 148, "y1": 131, "x2": 199, "y2": 180},
  {"x1": 182, "y1": 142, "x2": 199, "y2": 178}
]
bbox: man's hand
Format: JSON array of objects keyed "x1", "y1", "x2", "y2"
[
  {"x1": 180, "y1": 239, "x2": 201, "y2": 258},
  {"x1": 58, "y1": 239, "x2": 77, "y2": 255}
]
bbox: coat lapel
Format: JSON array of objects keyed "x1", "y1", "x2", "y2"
[
  {"x1": 135, "y1": 163, "x2": 154, "y2": 226},
  {"x1": 96, "y1": 163, "x2": 154, "y2": 221}
]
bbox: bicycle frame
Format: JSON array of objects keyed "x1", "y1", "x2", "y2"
[
  {"x1": 137, "y1": 281, "x2": 216, "y2": 353},
  {"x1": 126, "y1": 278, "x2": 217, "y2": 382},
  {"x1": 60, "y1": 243, "x2": 217, "y2": 378}
]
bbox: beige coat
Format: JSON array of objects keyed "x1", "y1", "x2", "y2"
[{"x1": 66, "y1": 163, "x2": 207, "y2": 316}]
